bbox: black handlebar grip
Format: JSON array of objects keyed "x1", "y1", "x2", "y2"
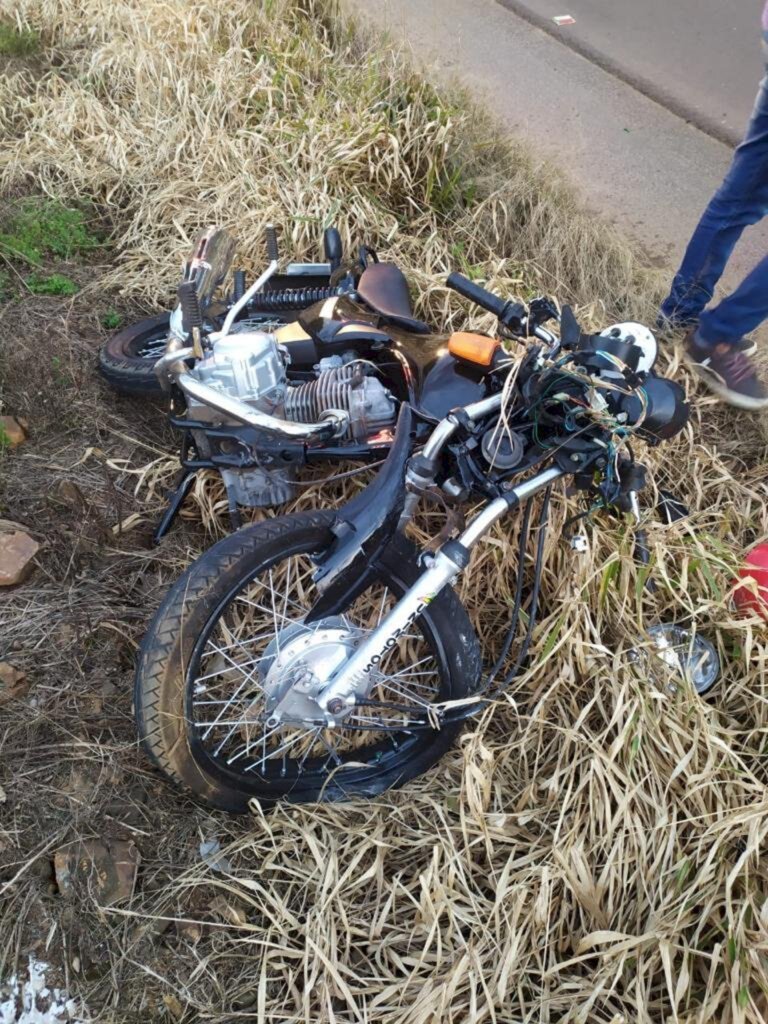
[
  {"x1": 633, "y1": 527, "x2": 657, "y2": 592},
  {"x1": 323, "y1": 227, "x2": 343, "y2": 270},
  {"x1": 177, "y1": 280, "x2": 203, "y2": 334},
  {"x1": 265, "y1": 224, "x2": 279, "y2": 263},
  {"x1": 633, "y1": 528, "x2": 651, "y2": 566},
  {"x1": 446, "y1": 272, "x2": 508, "y2": 319}
]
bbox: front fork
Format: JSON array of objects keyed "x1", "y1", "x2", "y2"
[{"x1": 316, "y1": 465, "x2": 565, "y2": 713}]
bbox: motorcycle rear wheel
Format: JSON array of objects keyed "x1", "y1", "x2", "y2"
[
  {"x1": 135, "y1": 511, "x2": 481, "y2": 813},
  {"x1": 98, "y1": 313, "x2": 171, "y2": 396}
]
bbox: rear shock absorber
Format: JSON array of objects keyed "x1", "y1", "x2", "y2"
[{"x1": 248, "y1": 285, "x2": 339, "y2": 311}]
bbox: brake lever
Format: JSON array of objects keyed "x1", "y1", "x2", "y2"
[{"x1": 527, "y1": 296, "x2": 559, "y2": 330}]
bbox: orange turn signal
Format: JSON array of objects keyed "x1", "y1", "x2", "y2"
[{"x1": 448, "y1": 332, "x2": 500, "y2": 367}]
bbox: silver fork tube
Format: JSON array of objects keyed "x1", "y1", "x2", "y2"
[
  {"x1": 317, "y1": 464, "x2": 565, "y2": 710},
  {"x1": 399, "y1": 393, "x2": 505, "y2": 530},
  {"x1": 421, "y1": 393, "x2": 504, "y2": 462},
  {"x1": 459, "y1": 465, "x2": 564, "y2": 548}
]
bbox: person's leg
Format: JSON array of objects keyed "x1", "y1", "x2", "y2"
[
  {"x1": 660, "y1": 78, "x2": 768, "y2": 326},
  {"x1": 683, "y1": 248, "x2": 768, "y2": 410},
  {"x1": 698, "y1": 252, "x2": 768, "y2": 343}
]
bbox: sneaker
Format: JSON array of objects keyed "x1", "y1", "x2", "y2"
[
  {"x1": 684, "y1": 330, "x2": 768, "y2": 410},
  {"x1": 658, "y1": 315, "x2": 757, "y2": 355},
  {"x1": 656, "y1": 311, "x2": 699, "y2": 334}
]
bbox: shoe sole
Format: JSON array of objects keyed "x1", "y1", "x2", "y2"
[
  {"x1": 662, "y1": 328, "x2": 757, "y2": 357},
  {"x1": 685, "y1": 352, "x2": 768, "y2": 410}
]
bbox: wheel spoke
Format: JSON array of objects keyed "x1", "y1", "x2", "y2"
[
  {"x1": 376, "y1": 679, "x2": 432, "y2": 709},
  {"x1": 376, "y1": 586, "x2": 390, "y2": 626},
  {"x1": 227, "y1": 723, "x2": 283, "y2": 765},
  {"x1": 297, "y1": 729, "x2": 323, "y2": 774},
  {"x1": 200, "y1": 630, "x2": 277, "y2": 659},
  {"x1": 268, "y1": 570, "x2": 281, "y2": 654},
  {"x1": 195, "y1": 643, "x2": 267, "y2": 692},
  {"x1": 381, "y1": 656, "x2": 435, "y2": 678},
  {"x1": 245, "y1": 727, "x2": 318, "y2": 774},
  {"x1": 193, "y1": 653, "x2": 265, "y2": 687},
  {"x1": 282, "y1": 558, "x2": 293, "y2": 629},
  {"x1": 235, "y1": 592, "x2": 308, "y2": 620}
]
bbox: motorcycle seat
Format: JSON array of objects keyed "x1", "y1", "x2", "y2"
[{"x1": 357, "y1": 263, "x2": 431, "y2": 334}]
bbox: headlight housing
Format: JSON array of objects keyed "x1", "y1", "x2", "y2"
[{"x1": 629, "y1": 623, "x2": 720, "y2": 695}]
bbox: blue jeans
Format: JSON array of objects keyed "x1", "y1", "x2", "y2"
[{"x1": 660, "y1": 77, "x2": 768, "y2": 345}]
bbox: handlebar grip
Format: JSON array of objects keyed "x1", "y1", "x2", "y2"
[
  {"x1": 265, "y1": 224, "x2": 279, "y2": 263},
  {"x1": 177, "y1": 281, "x2": 203, "y2": 334},
  {"x1": 446, "y1": 272, "x2": 508, "y2": 319},
  {"x1": 633, "y1": 527, "x2": 657, "y2": 592},
  {"x1": 323, "y1": 227, "x2": 343, "y2": 270},
  {"x1": 633, "y1": 528, "x2": 651, "y2": 566}
]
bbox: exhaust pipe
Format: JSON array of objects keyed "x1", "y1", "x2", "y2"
[
  {"x1": 177, "y1": 371, "x2": 349, "y2": 441},
  {"x1": 154, "y1": 343, "x2": 349, "y2": 442}
]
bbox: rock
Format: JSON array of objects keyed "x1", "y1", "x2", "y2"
[
  {"x1": 132, "y1": 916, "x2": 172, "y2": 944},
  {"x1": 54, "y1": 839, "x2": 140, "y2": 905},
  {"x1": 0, "y1": 531, "x2": 39, "y2": 586},
  {"x1": 176, "y1": 920, "x2": 203, "y2": 944},
  {"x1": 0, "y1": 662, "x2": 30, "y2": 704},
  {"x1": 199, "y1": 837, "x2": 232, "y2": 873},
  {"x1": 0, "y1": 416, "x2": 27, "y2": 446},
  {"x1": 55, "y1": 479, "x2": 85, "y2": 507},
  {"x1": 65, "y1": 766, "x2": 99, "y2": 802},
  {"x1": 210, "y1": 895, "x2": 248, "y2": 926},
  {"x1": 163, "y1": 994, "x2": 185, "y2": 1020},
  {"x1": 0, "y1": 519, "x2": 27, "y2": 533}
]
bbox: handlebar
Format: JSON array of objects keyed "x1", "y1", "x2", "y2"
[
  {"x1": 446, "y1": 272, "x2": 526, "y2": 332},
  {"x1": 446, "y1": 272, "x2": 508, "y2": 318}
]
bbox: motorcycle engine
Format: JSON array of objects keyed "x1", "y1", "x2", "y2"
[{"x1": 184, "y1": 331, "x2": 397, "y2": 507}]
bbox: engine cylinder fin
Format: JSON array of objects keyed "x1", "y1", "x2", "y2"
[{"x1": 285, "y1": 365, "x2": 395, "y2": 443}]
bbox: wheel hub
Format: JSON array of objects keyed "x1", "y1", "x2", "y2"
[{"x1": 260, "y1": 616, "x2": 365, "y2": 726}]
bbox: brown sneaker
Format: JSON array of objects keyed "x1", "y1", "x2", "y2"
[
  {"x1": 684, "y1": 331, "x2": 768, "y2": 410},
  {"x1": 658, "y1": 316, "x2": 757, "y2": 355}
]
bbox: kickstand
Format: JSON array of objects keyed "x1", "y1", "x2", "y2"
[
  {"x1": 153, "y1": 470, "x2": 197, "y2": 544},
  {"x1": 227, "y1": 489, "x2": 242, "y2": 532}
]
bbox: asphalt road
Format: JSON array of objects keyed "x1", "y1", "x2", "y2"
[
  {"x1": 345, "y1": 0, "x2": 768, "y2": 306},
  {"x1": 498, "y1": 0, "x2": 764, "y2": 146}
]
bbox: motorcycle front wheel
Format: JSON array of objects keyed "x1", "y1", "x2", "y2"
[{"x1": 135, "y1": 511, "x2": 482, "y2": 813}]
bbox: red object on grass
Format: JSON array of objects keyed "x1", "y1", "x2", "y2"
[{"x1": 734, "y1": 542, "x2": 768, "y2": 620}]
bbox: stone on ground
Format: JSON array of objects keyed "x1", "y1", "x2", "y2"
[
  {"x1": 0, "y1": 530, "x2": 39, "y2": 585},
  {"x1": 54, "y1": 839, "x2": 140, "y2": 905},
  {"x1": 0, "y1": 415, "x2": 27, "y2": 446}
]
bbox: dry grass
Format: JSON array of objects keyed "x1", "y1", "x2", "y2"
[{"x1": 1, "y1": 1, "x2": 768, "y2": 1022}]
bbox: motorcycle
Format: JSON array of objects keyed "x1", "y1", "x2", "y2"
[
  {"x1": 99, "y1": 225, "x2": 346, "y2": 396},
  {"x1": 133, "y1": 272, "x2": 719, "y2": 813},
  {"x1": 101, "y1": 225, "x2": 525, "y2": 539}
]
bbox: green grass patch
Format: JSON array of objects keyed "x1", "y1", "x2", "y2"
[
  {"x1": 26, "y1": 272, "x2": 79, "y2": 296},
  {"x1": 101, "y1": 310, "x2": 123, "y2": 329},
  {"x1": 0, "y1": 21, "x2": 39, "y2": 56},
  {"x1": 0, "y1": 199, "x2": 100, "y2": 266}
]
